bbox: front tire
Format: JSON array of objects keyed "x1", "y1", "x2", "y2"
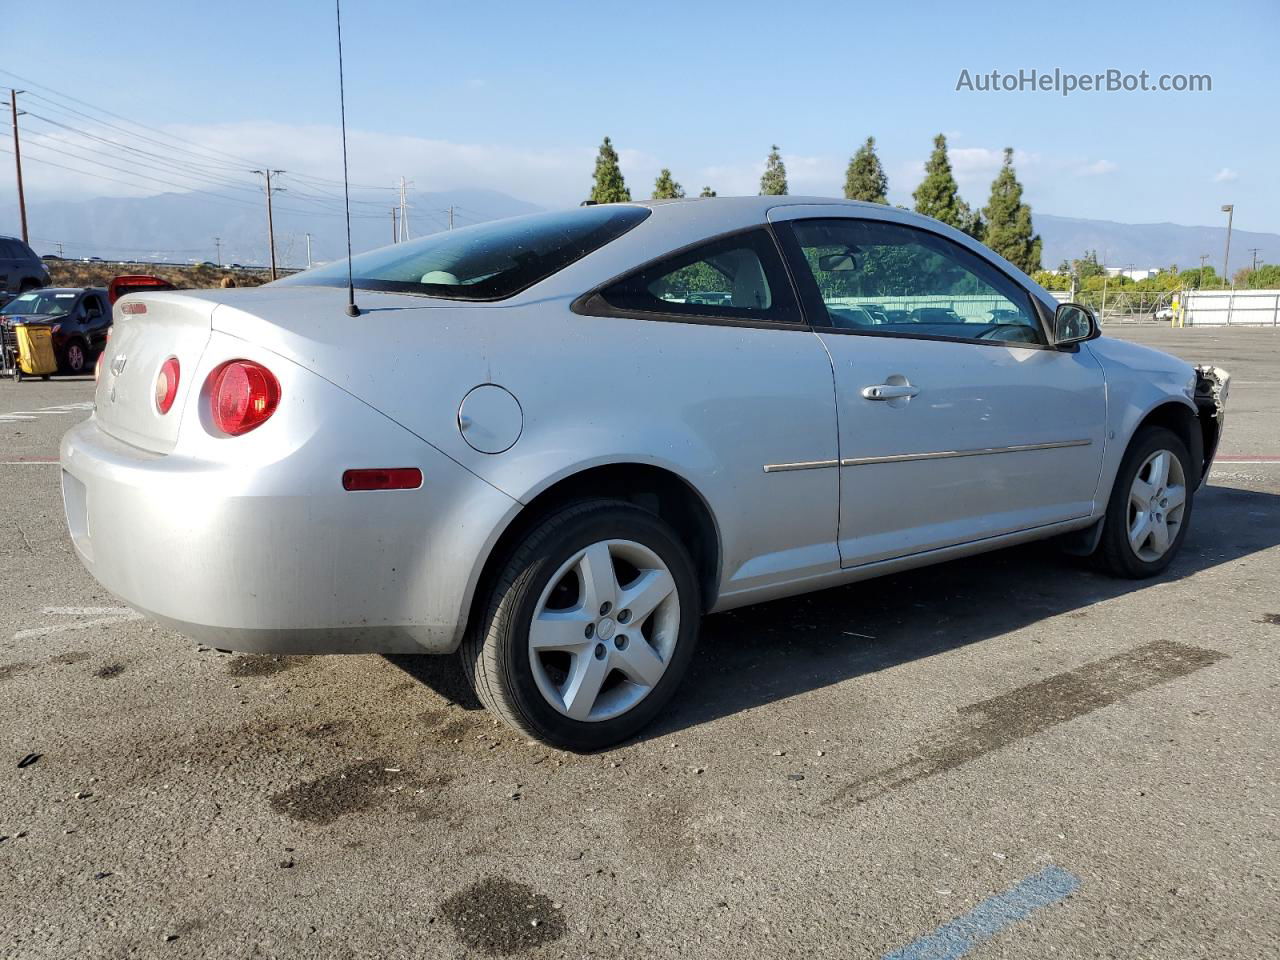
[
  {"x1": 1094, "y1": 426, "x2": 1194, "y2": 578},
  {"x1": 461, "y1": 499, "x2": 700, "y2": 751}
]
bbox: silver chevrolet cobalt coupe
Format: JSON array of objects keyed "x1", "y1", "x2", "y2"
[{"x1": 61, "y1": 198, "x2": 1228, "y2": 749}]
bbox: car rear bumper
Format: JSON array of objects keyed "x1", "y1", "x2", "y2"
[{"x1": 60, "y1": 414, "x2": 517, "y2": 655}]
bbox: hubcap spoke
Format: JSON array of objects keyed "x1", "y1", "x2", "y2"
[
  {"x1": 529, "y1": 609, "x2": 594, "y2": 652},
  {"x1": 1130, "y1": 477, "x2": 1155, "y2": 509},
  {"x1": 1164, "y1": 484, "x2": 1186, "y2": 512},
  {"x1": 576, "y1": 542, "x2": 619, "y2": 615},
  {"x1": 1129, "y1": 512, "x2": 1152, "y2": 551},
  {"x1": 1147, "y1": 451, "x2": 1170, "y2": 491},
  {"x1": 1149, "y1": 517, "x2": 1171, "y2": 555},
  {"x1": 562, "y1": 649, "x2": 610, "y2": 721},
  {"x1": 613, "y1": 636, "x2": 666, "y2": 687},
  {"x1": 619, "y1": 568, "x2": 676, "y2": 625}
]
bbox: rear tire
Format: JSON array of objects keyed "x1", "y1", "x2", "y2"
[
  {"x1": 460, "y1": 499, "x2": 700, "y2": 751},
  {"x1": 1094, "y1": 426, "x2": 1194, "y2": 578},
  {"x1": 62, "y1": 339, "x2": 88, "y2": 375}
]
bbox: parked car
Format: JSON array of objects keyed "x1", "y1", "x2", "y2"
[
  {"x1": 1154, "y1": 307, "x2": 1174, "y2": 321},
  {"x1": 0, "y1": 236, "x2": 51, "y2": 297},
  {"x1": 1, "y1": 287, "x2": 111, "y2": 374},
  {"x1": 108, "y1": 274, "x2": 176, "y2": 305},
  {"x1": 60, "y1": 198, "x2": 1230, "y2": 750}
]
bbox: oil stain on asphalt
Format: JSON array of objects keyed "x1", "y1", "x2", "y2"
[
  {"x1": 835, "y1": 639, "x2": 1227, "y2": 804},
  {"x1": 226, "y1": 655, "x2": 304, "y2": 678},
  {"x1": 269, "y1": 759, "x2": 414, "y2": 825},
  {"x1": 1, "y1": 651, "x2": 93, "y2": 682},
  {"x1": 439, "y1": 876, "x2": 566, "y2": 956}
]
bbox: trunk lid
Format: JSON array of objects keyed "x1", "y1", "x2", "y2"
[{"x1": 94, "y1": 293, "x2": 216, "y2": 453}]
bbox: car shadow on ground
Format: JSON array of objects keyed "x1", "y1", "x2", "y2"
[{"x1": 387, "y1": 483, "x2": 1280, "y2": 742}]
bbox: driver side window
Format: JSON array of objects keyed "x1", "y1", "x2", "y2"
[{"x1": 787, "y1": 218, "x2": 1043, "y2": 344}]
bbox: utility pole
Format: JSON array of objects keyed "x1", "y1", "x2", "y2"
[
  {"x1": 305, "y1": 232, "x2": 313, "y2": 269},
  {"x1": 55, "y1": 241, "x2": 63, "y2": 258},
  {"x1": 1247, "y1": 247, "x2": 1261, "y2": 273},
  {"x1": 398, "y1": 176, "x2": 412, "y2": 242},
  {"x1": 392, "y1": 207, "x2": 398, "y2": 243},
  {"x1": 1221, "y1": 204, "x2": 1234, "y2": 288},
  {"x1": 251, "y1": 169, "x2": 285, "y2": 280},
  {"x1": 448, "y1": 205, "x2": 455, "y2": 230},
  {"x1": 10, "y1": 89, "x2": 28, "y2": 243},
  {"x1": 214, "y1": 236, "x2": 222, "y2": 267}
]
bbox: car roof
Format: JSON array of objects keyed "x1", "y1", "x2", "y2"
[{"x1": 26, "y1": 287, "x2": 106, "y2": 296}]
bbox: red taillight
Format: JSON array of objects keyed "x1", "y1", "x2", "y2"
[
  {"x1": 342, "y1": 468, "x2": 423, "y2": 491},
  {"x1": 155, "y1": 357, "x2": 180, "y2": 414},
  {"x1": 208, "y1": 360, "x2": 280, "y2": 436}
]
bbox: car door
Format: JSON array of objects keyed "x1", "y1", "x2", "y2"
[
  {"x1": 82, "y1": 293, "x2": 109, "y2": 351},
  {"x1": 0, "y1": 239, "x2": 17, "y2": 294},
  {"x1": 771, "y1": 207, "x2": 1106, "y2": 567}
]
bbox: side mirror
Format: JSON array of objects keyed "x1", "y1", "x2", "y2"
[{"x1": 1052, "y1": 302, "x2": 1097, "y2": 346}]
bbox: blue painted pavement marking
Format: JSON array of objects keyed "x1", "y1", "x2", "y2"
[{"x1": 883, "y1": 865, "x2": 1081, "y2": 960}]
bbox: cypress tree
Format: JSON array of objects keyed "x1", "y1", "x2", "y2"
[
  {"x1": 759, "y1": 145, "x2": 788, "y2": 196},
  {"x1": 913, "y1": 134, "x2": 978, "y2": 236},
  {"x1": 652, "y1": 168, "x2": 685, "y2": 200},
  {"x1": 844, "y1": 136, "x2": 888, "y2": 203},
  {"x1": 589, "y1": 136, "x2": 631, "y2": 204},
  {"x1": 981, "y1": 148, "x2": 1041, "y2": 272}
]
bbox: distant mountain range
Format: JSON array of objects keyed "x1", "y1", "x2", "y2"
[
  {"x1": 3, "y1": 189, "x2": 1275, "y2": 276},
  {"x1": 4, "y1": 188, "x2": 542, "y2": 268},
  {"x1": 1032, "y1": 214, "x2": 1276, "y2": 274}
]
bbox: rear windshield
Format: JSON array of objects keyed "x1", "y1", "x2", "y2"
[{"x1": 278, "y1": 205, "x2": 650, "y2": 301}]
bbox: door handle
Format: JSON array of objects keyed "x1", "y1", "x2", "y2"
[{"x1": 861, "y1": 383, "x2": 920, "y2": 401}]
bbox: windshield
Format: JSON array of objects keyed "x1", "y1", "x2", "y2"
[
  {"x1": 1, "y1": 290, "x2": 77, "y2": 317},
  {"x1": 278, "y1": 205, "x2": 650, "y2": 301}
]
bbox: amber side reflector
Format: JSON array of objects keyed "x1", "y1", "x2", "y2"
[{"x1": 342, "y1": 468, "x2": 423, "y2": 491}]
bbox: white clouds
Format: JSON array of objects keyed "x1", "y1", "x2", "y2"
[
  {"x1": 12, "y1": 117, "x2": 1125, "y2": 216},
  {"x1": 1213, "y1": 167, "x2": 1239, "y2": 183},
  {"x1": 1075, "y1": 159, "x2": 1118, "y2": 177}
]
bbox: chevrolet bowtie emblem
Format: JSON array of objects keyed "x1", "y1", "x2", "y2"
[{"x1": 110, "y1": 355, "x2": 128, "y2": 376}]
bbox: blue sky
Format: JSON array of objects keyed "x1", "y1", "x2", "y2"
[{"x1": 4, "y1": 0, "x2": 1277, "y2": 231}]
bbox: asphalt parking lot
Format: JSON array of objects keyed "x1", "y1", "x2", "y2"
[{"x1": 2, "y1": 326, "x2": 1278, "y2": 960}]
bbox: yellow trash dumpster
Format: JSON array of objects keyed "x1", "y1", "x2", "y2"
[{"x1": 17, "y1": 324, "x2": 58, "y2": 378}]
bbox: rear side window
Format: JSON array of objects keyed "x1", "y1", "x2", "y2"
[
  {"x1": 279, "y1": 206, "x2": 650, "y2": 301},
  {"x1": 598, "y1": 229, "x2": 801, "y2": 324}
]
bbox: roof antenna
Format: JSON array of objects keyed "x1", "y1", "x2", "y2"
[{"x1": 335, "y1": 0, "x2": 360, "y2": 317}]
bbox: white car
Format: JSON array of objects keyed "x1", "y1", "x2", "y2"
[{"x1": 60, "y1": 198, "x2": 1229, "y2": 749}]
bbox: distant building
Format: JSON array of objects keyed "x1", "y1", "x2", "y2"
[{"x1": 1103, "y1": 266, "x2": 1161, "y2": 281}]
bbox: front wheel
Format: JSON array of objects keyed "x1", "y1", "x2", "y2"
[
  {"x1": 461, "y1": 499, "x2": 700, "y2": 751},
  {"x1": 1094, "y1": 426, "x2": 1194, "y2": 578}
]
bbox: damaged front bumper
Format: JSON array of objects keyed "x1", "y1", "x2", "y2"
[{"x1": 1193, "y1": 365, "x2": 1230, "y2": 487}]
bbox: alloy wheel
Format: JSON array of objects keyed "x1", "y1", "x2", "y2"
[
  {"x1": 528, "y1": 539, "x2": 680, "y2": 722},
  {"x1": 1127, "y1": 449, "x2": 1187, "y2": 563}
]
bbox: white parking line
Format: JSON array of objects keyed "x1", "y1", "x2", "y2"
[
  {"x1": 0, "y1": 401, "x2": 93, "y2": 424},
  {"x1": 13, "y1": 606, "x2": 143, "y2": 641}
]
